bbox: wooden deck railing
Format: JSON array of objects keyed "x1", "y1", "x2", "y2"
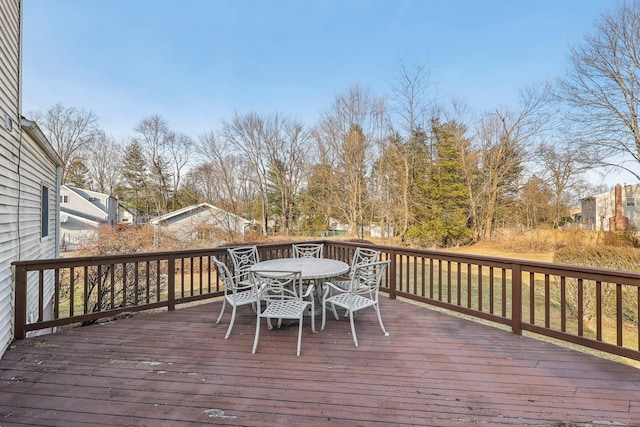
[{"x1": 12, "y1": 240, "x2": 640, "y2": 362}]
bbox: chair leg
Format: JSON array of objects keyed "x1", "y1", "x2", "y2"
[
  {"x1": 331, "y1": 303, "x2": 339, "y2": 320},
  {"x1": 252, "y1": 314, "x2": 261, "y2": 354},
  {"x1": 310, "y1": 301, "x2": 316, "y2": 333},
  {"x1": 348, "y1": 309, "x2": 359, "y2": 347},
  {"x1": 375, "y1": 303, "x2": 389, "y2": 337},
  {"x1": 296, "y1": 315, "x2": 303, "y2": 357},
  {"x1": 224, "y1": 304, "x2": 237, "y2": 339},
  {"x1": 321, "y1": 299, "x2": 327, "y2": 331},
  {"x1": 216, "y1": 298, "x2": 227, "y2": 324}
]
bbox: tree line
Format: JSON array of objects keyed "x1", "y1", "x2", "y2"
[{"x1": 30, "y1": 2, "x2": 640, "y2": 248}]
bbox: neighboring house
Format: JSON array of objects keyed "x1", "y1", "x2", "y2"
[
  {"x1": 149, "y1": 203, "x2": 251, "y2": 243},
  {"x1": 581, "y1": 183, "x2": 640, "y2": 231},
  {"x1": 60, "y1": 185, "x2": 138, "y2": 250},
  {"x1": 0, "y1": 0, "x2": 63, "y2": 356}
]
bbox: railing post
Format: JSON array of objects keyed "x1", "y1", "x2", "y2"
[
  {"x1": 511, "y1": 262, "x2": 522, "y2": 335},
  {"x1": 14, "y1": 265, "x2": 27, "y2": 340},
  {"x1": 389, "y1": 248, "x2": 397, "y2": 299},
  {"x1": 168, "y1": 255, "x2": 176, "y2": 311}
]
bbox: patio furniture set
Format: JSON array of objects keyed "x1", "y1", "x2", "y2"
[{"x1": 213, "y1": 243, "x2": 390, "y2": 356}]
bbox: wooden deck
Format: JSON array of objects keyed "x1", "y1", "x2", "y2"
[{"x1": 0, "y1": 297, "x2": 639, "y2": 426}]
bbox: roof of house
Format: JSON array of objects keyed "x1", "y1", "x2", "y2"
[{"x1": 149, "y1": 203, "x2": 250, "y2": 226}]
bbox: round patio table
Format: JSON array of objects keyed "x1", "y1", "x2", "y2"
[{"x1": 249, "y1": 257, "x2": 349, "y2": 280}]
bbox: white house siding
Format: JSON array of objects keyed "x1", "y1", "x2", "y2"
[
  {"x1": 581, "y1": 184, "x2": 640, "y2": 231},
  {"x1": 0, "y1": 0, "x2": 62, "y2": 355},
  {"x1": 19, "y1": 123, "x2": 60, "y2": 326},
  {"x1": 60, "y1": 186, "x2": 110, "y2": 221},
  {"x1": 0, "y1": 0, "x2": 23, "y2": 357}
]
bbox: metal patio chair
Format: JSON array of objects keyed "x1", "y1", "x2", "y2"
[
  {"x1": 213, "y1": 256, "x2": 259, "y2": 339},
  {"x1": 251, "y1": 270, "x2": 315, "y2": 356},
  {"x1": 292, "y1": 243, "x2": 324, "y2": 258},
  {"x1": 321, "y1": 259, "x2": 390, "y2": 347},
  {"x1": 227, "y1": 245, "x2": 260, "y2": 285}
]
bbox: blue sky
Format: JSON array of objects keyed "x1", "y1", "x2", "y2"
[{"x1": 22, "y1": 0, "x2": 610, "y2": 143}]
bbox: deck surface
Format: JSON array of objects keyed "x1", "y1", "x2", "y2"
[{"x1": 0, "y1": 297, "x2": 639, "y2": 426}]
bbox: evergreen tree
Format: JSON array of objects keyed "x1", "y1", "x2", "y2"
[
  {"x1": 121, "y1": 141, "x2": 150, "y2": 218},
  {"x1": 66, "y1": 158, "x2": 90, "y2": 189},
  {"x1": 406, "y1": 119, "x2": 472, "y2": 247}
]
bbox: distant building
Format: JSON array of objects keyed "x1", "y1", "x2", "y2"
[
  {"x1": 149, "y1": 203, "x2": 251, "y2": 244},
  {"x1": 60, "y1": 185, "x2": 138, "y2": 250},
  {"x1": 580, "y1": 183, "x2": 640, "y2": 231}
]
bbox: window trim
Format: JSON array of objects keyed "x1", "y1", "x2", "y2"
[{"x1": 41, "y1": 185, "x2": 49, "y2": 239}]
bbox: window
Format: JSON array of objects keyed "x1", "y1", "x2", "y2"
[
  {"x1": 41, "y1": 185, "x2": 49, "y2": 238},
  {"x1": 627, "y1": 197, "x2": 636, "y2": 207},
  {"x1": 60, "y1": 195, "x2": 68, "y2": 204}
]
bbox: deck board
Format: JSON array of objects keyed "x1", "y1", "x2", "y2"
[{"x1": 0, "y1": 298, "x2": 639, "y2": 426}]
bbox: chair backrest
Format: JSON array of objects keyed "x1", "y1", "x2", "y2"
[
  {"x1": 227, "y1": 245, "x2": 260, "y2": 277},
  {"x1": 213, "y1": 256, "x2": 251, "y2": 295},
  {"x1": 349, "y1": 259, "x2": 390, "y2": 296},
  {"x1": 292, "y1": 243, "x2": 324, "y2": 258},
  {"x1": 251, "y1": 270, "x2": 304, "y2": 304},
  {"x1": 350, "y1": 247, "x2": 380, "y2": 269}
]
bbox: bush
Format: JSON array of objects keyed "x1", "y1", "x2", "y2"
[{"x1": 553, "y1": 246, "x2": 640, "y2": 325}]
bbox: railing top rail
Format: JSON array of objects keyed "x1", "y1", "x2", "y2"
[{"x1": 13, "y1": 238, "x2": 640, "y2": 283}]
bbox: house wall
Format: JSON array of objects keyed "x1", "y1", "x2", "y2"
[
  {"x1": 621, "y1": 185, "x2": 640, "y2": 228},
  {"x1": 20, "y1": 122, "x2": 60, "y2": 329},
  {"x1": 60, "y1": 186, "x2": 109, "y2": 221},
  {"x1": 0, "y1": 0, "x2": 22, "y2": 357},
  {"x1": 0, "y1": 0, "x2": 61, "y2": 356},
  {"x1": 60, "y1": 213, "x2": 100, "y2": 251},
  {"x1": 581, "y1": 184, "x2": 640, "y2": 231}
]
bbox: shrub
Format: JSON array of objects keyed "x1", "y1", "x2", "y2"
[{"x1": 553, "y1": 246, "x2": 640, "y2": 325}]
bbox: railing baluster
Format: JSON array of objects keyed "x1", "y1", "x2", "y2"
[
  {"x1": 560, "y1": 276, "x2": 566, "y2": 332},
  {"x1": 489, "y1": 266, "x2": 494, "y2": 315},
  {"x1": 545, "y1": 274, "x2": 550, "y2": 329},
  {"x1": 529, "y1": 272, "x2": 535, "y2": 325},
  {"x1": 578, "y1": 278, "x2": 584, "y2": 337},
  {"x1": 617, "y1": 283, "x2": 623, "y2": 346},
  {"x1": 122, "y1": 262, "x2": 127, "y2": 308},
  {"x1": 38, "y1": 270, "x2": 44, "y2": 322},
  {"x1": 110, "y1": 264, "x2": 115, "y2": 309},
  {"x1": 596, "y1": 281, "x2": 602, "y2": 341},
  {"x1": 478, "y1": 265, "x2": 483, "y2": 312},
  {"x1": 69, "y1": 267, "x2": 75, "y2": 317},
  {"x1": 456, "y1": 262, "x2": 461, "y2": 306},
  {"x1": 97, "y1": 264, "x2": 102, "y2": 312},
  {"x1": 54, "y1": 268, "x2": 60, "y2": 319}
]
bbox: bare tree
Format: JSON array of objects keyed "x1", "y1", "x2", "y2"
[
  {"x1": 262, "y1": 115, "x2": 310, "y2": 235},
  {"x1": 222, "y1": 112, "x2": 271, "y2": 234},
  {"x1": 85, "y1": 130, "x2": 123, "y2": 195},
  {"x1": 535, "y1": 141, "x2": 589, "y2": 227},
  {"x1": 559, "y1": 1, "x2": 640, "y2": 180},
  {"x1": 471, "y1": 84, "x2": 552, "y2": 240},
  {"x1": 391, "y1": 58, "x2": 431, "y2": 136},
  {"x1": 33, "y1": 102, "x2": 99, "y2": 184},
  {"x1": 313, "y1": 85, "x2": 385, "y2": 237},
  {"x1": 133, "y1": 115, "x2": 173, "y2": 214},
  {"x1": 167, "y1": 132, "x2": 192, "y2": 211},
  {"x1": 195, "y1": 130, "x2": 256, "y2": 216}
]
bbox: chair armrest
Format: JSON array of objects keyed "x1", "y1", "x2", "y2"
[
  {"x1": 302, "y1": 283, "x2": 315, "y2": 298},
  {"x1": 323, "y1": 281, "x2": 345, "y2": 297}
]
